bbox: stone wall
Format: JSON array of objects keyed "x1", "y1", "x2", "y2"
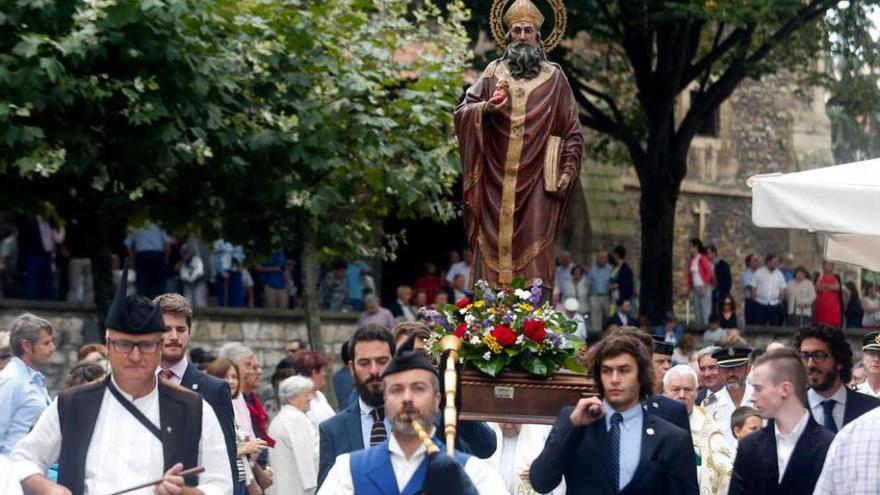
[{"x1": 0, "y1": 299, "x2": 359, "y2": 396}]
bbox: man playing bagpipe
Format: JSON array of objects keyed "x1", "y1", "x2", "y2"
[{"x1": 318, "y1": 336, "x2": 508, "y2": 494}]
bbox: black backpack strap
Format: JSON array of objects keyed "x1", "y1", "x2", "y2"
[{"x1": 107, "y1": 379, "x2": 162, "y2": 441}]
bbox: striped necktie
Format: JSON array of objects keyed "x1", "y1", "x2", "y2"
[
  {"x1": 609, "y1": 412, "x2": 623, "y2": 493},
  {"x1": 369, "y1": 407, "x2": 387, "y2": 446}
]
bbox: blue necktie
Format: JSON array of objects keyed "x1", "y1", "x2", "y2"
[
  {"x1": 821, "y1": 400, "x2": 838, "y2": 433},
  {"x1": 609, "y1": 412, "x2": 623, "y2": 493}
]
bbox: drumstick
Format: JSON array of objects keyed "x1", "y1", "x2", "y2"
[{"x1": 106, "y1": 466, "x2": 205, "y2": 495}]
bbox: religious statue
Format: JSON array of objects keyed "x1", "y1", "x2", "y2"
[{"x1": 454, "y1": 0, "x2": 583, "y2": 289}]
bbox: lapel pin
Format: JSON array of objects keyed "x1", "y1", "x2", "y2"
[
  {"x1": 652, "y1": 402, "x2": 659, "y2": 408},
  {"x1": 192, "y1": 384, "x2": 199, "y2": 390},
  {"x1": 166, "y1": 426, "x2": 173, "y2": 433},
  {"x1": 646, "y1": 428, "x2": 655, "y2": 436}
]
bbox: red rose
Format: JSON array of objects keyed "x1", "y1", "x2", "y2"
[
  {"x1": 455, "y1": 298, "x2": 471, "y2": 309},
  {"x1": 491, "y1": 325, "x2": 517, "y2": 347},
  {"x1": 454, "y1": 323, "x2": 468, "y2": 339},
  {"x1": 523, "y1": 320, "x2": 547, "y2": 342}
]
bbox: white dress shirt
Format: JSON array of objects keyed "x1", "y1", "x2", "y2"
[
  {"x1": 813, "y1": 406, "x2": 880, "y2": 494},
  {"x1": 306, "y1": 391, "x2": 336, "y2": 427},
  {"x1": 808, "y1": 386, "x2": 847, "y2": 431},
  {"x1": 706, "y1": 384, "x2": 755, "y2": 449},
  {"x1": 750, "y1": 267, "x2": 786, "y2": 305},
  {"x1": 775, "y1": 410, "x2": 809, "y2": 483},
  {"x1": 267, "y1": 405, "x2": 318, "y2": 495},
  {"x1": 0, "y1": 455, "x2": 23, "y2": 495},
  {"x1": 445, "y1": 261, "x2": 471, "y2": 286},
  {"x1": 853, "y1": 380, "x2": 880, "y2": 398},
  {"x1": 317, "y1": 428, "x2": 509, "y2": 495},
  {"x1": 10, "y1": 376, "x2": 231, "y2": 495},
  {"x1": 487, "y1": 423, "x2": 565, "y2": 495}
]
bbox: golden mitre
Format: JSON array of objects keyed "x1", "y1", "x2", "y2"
[{"x1": 503, "y1": 0, "x2": 545, "y2": 28}]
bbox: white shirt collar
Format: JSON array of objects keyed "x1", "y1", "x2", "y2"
[
  {"x1": 7, "y1": 356, "x2": 44, "y2": 383},
  {"x1": 807, "y1": 384, "x2": 848, "y2": 409},
  {"x1": 388, "y1": 426, "x2": 435, "y2": 461},
  {"x1": 359, "y1": 398, "x2": 379, "y2": 416},
  {"x1": 775, "y1": 409, "x2": 810, "y2": 441},
  {"x1": 111, "y1": 374, "x2": 159, "y2": 402}
]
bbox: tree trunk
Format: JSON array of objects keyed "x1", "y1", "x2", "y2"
[
  {"x1": 299, "y1": 223, "x2": 337, "y2": 408},
  {"x1": 638, "y1": 169, "x2": 683, "y2": 325}
]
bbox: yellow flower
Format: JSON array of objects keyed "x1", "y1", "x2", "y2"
[
  {"x1": 482, "y1": 335, "x2": 502, "y2": 353},
  {"x1": 518, "y1": 303, "x2": 534, "y2": 312},
  {"x1": 473, "y1": 300, "x2": 485, "y2": 309}
]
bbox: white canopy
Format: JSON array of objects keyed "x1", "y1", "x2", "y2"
[{"x1": 749, "y1": 159, "x2": 880, "y2": 271}]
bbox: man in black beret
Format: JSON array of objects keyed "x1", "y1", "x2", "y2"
[
  {"x1": 11, "y1": 264, "x2": 231, "y2": 495},
  {"x1": 318, "y1": 337, "x2": 507, "y2": 494}
]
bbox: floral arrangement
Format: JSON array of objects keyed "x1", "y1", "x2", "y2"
[{"x1": 421, "y1": 277, "x2": 585, "y2": 378}]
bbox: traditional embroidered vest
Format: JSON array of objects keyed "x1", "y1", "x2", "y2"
[
  {"x1": 350, "y1": 440, "x2": 471, "y2": 495},
  {"x1": 56, "y1": 377, "x2": 202, "y2": 494}
]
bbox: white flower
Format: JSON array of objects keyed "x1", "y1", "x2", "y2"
[
  {"x1": 482, "y1": 352, "x2": 492, "y2": 360},
  {"x1": 515, "y1": 289, "x2": 532, "y2": 300},
  {"x1": 469, "y1": 336, "x2": 481, "y2": 346},
  {"x1": 459, "y1": 308, "x2": 469, "y2": 315},
  {"x1": 464, "y1": 314, "x2": 476, "y2": 325},
  {"x1": 515, "y1": 335, "x2": 525, "y2": 345}
]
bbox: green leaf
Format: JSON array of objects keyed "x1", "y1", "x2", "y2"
[
  {"x1": 563, "y1": 355, "x2": 587, "y2": 374},
  {"x1": 519, "y1": 354, "x2": 548, "y2": 376},
  {"x1": 472, "y1": 355, "x2": 507, "y2": 378}
]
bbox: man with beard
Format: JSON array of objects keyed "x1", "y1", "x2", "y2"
[
  {"x1": 317, "y1": 325, "x2": 496, "y2": 487},
  {"x1": 454, "y1": 0, "x2": 583, "y2": 288},
  {"x1": 319, "y1": 336, "x2": 506, "y2": 494},
  {"x1": 793, "y1": 324, "x2": 880, "y2": 433},
  {"x1": 530, "y1": 332, "x2": 697, "y2": 495},
  {"x1": 154, "y1": 293, "x2": 238, "y2": 488},
  {"x1": 706, "y1": 345, "x2": 755, "y2": 448}
]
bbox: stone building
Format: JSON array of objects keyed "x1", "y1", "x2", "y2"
[{"x1": 562, "y1": 72, "x2": 845, "y2": 318}]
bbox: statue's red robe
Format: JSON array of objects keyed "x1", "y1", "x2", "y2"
[{"x1": 454, "y1": 60, "x2": 583, "y2": 288}]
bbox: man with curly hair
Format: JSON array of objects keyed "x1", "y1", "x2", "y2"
[{"x1": 793, "y1": 324, "x2": 880, "y2": 432}]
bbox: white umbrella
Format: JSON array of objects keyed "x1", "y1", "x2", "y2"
[{"x1": 749, "y1": 159, "x2": 880, "y2": 271}]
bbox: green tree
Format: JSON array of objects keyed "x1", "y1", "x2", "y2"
[
  {"x1": 456, "y1": 0, "x2": 876, "y2": 323},
  {"x1": 0, "y1": 0, "x2": 243, "y2": 317},
  {"x1": 199, "y1": 0, "x2": 471, "y2": 350}
]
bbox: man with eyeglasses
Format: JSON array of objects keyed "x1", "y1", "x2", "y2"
[
  {"x1": 10, "y1": 266, "x2": 231, "y2": 495},
  {"x1": 793, "y1": 324, "x2": 880, "y2": 434},
  {"x1": 854, "y1": 332, "x2": 880, "y2": 398},
  {"x1": 706, "y1": 345, "x2": 755, "y2": 448},
  {"x1": 696, "y1": 346, "x2": 723, "y2": 406}
]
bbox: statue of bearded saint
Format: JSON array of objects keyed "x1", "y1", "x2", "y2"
[{"x1": 454, "y1": 0, "x2": 583, "y2": 289}]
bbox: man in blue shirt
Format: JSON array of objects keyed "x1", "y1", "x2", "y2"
[
  {"x1": 531, "y1": 331, "x2": 697, "y2": 495},
  {"x1": 346, "y1": 261, "x2": 370, "y2": 311},
  {"x1": 255, "y1": 250, "x2": 288, "y2": 309},
  {"x1": 0, "y1": 313, "x2": 55, "y2": 454},
  {"x1": 586, "y1": 250, "x2": 613, "y2": 334},
  {"x1": 124, "y1": 222, "x2": 172, "y2": 299}
]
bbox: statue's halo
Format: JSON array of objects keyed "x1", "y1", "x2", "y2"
[{"x1": 489, "y1": 0, "x2": 567, "y2": 52}]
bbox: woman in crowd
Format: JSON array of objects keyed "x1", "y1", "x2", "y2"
[
  {"x1": 686, "y1": 238, "x2": 714, "y2": 326},
  {"x1": 786, "y1": 266, "x2": 816, "y2": 327},
  {"x1": 267, "y1": 376, "x2": 319, "y2": 495},
  {"x1": 560, "y1": 265, "x2": 589, "y2": 316},
  {"x1": 76, "y1": 343, "x2": 107, "y2": 362},
  {"x1": 814, "y1": 261, "x2": 842, "y2": 327},
  {"x1": 207, "y1": 358, "x2": 270, "y2": 495},
  {"x1": 292, "y1": 350, "x2": 336, "y2": 425},
  {"x1": 717, "y1": 295, "x2": 738, "y2": 330},
  {"x1": 862, "y1": 282, "x2": 880, "y2": 328},
  {"x1": 844, "y1": 281, "x2": 864, "y2": 328}
]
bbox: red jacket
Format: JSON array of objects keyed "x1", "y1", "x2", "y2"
[{"x1": 686, "y1": 254, "x2": 714, "y2": 290}]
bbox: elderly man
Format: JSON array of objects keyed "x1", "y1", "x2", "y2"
[
  {"x1": 854, "y1": 331, "x2": 880, "y2": 397},
  {"x1": 696, "y1": 346, "x2": 723, "y2": 406},
  {"x1": 11, "y1": 266, "x2": 230, "y2": 494},
  {"x1": 664, "y1": 365, "x2": 733, "y2": 495},
  {"x1": 454, "y1": 0, "x2": 582, "y2": 288},
  {"x1": 356, "y1": 295, "x2": 395, "y2": 329},
  {"x1": 0, "y1": 313, "x2": 55, "y2": 454},
  {"x1": 319, "y1": 337, "x2": 507, "y2": 494}
]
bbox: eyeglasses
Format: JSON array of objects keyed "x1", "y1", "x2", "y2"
[
  {"x1": 107, "y1": 338, "x2": 162, "y2": 354},
  {"x1": 800, "y1": 351, "x2": 831, "y2": 363}
]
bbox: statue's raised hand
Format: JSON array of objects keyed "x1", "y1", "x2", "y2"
[{"x1": 486, "y1": 85, "x2": 509, "y2": 113}]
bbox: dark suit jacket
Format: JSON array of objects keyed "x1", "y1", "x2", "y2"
[
  {"x1": 806, "y1": 387, "x2": 880, "y2": 429},
  {"x1": 728, "y1": 416, "x2": 834, "y2": 495},
  {"x1": 317, "y1": 400, "x2": 497, "y2": 487},
  {"x1": 530, "y1": 406, "x2": 698, "y2": 495},
  {"x1": 605, "y1": 313, "x2": 629, "y2": 329},
  {"x1": 179, "y1": 362, "x2": 238, "y2": 483},
  {"x1": 714, "y1": 259, "x2": 732, "y2": 297},
  {"x1": 648, "y1": 394, "x2": 691, "y2": 433}
]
